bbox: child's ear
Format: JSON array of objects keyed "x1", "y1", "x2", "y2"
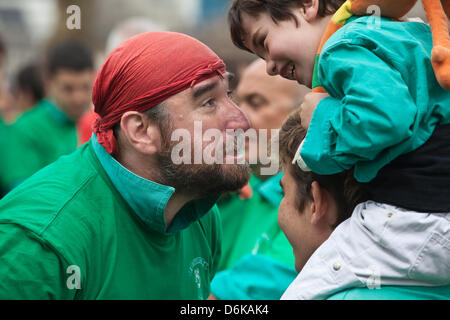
[{"x1": 301, "y1": 0, "x2": 320, "y2": 22}]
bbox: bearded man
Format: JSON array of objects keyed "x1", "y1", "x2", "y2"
[{"x1": 0, "y1": 32, "x2": 250, "y2": 299}]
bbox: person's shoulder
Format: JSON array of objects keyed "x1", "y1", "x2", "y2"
[
  {"x1": 14, "y1": 100, "x2": 49, "y2": 126},
  {"x1": 10, "y1": 101, "x2": 53, "y2": 139},
  {"x1": 0, "y1": 143, "x2": 108, "y2": 238}
]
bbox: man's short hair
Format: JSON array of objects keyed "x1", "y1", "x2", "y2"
[
  {"x1": 228, "y1": 0, "x2": 346, "y2": 53},
  {"x1": 278, "y1": 109, "x2": 367, "y2": 226},
  {"x1": 46, "y1": 39, "x2": 94, "y2": 76},
  {"x1": 13, "y1": 63, "x2": 45, "y2": 102}
]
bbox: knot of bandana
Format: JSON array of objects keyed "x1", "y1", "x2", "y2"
[{"x1": 92, "y1": 31, "x2": 226, "y2": 155}]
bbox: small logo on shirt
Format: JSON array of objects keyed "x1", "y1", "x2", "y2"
[{"x1": 189, "y1": 257, "x2": 209, "y2": 300}]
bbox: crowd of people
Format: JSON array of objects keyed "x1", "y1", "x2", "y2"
[{"x1": 0, "y1": 0, "x2": 449, "y2": 300}]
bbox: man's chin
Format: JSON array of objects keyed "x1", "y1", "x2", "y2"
[
  {"x1": 157, "y1": 153, "x2": 251, "y2": 198},
  {"x1": 193, "y1": 163, "x2": 251, "y2": 198}
]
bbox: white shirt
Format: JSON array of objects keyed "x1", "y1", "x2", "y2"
[{"x1": 281, "y1": 201, "x2": 450, "y2": 300}]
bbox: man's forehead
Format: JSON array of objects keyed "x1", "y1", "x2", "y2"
[
  {"x1": 191, "y1": 72, "x2": 231, "y2": 92},
  {"x1": 165, "y1": 72, "x2": 231, "y2": 104}
]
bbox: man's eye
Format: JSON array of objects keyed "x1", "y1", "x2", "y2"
[
  {"x1": 202, "y1": 99, "x2": 215, "y2": 107},
  {"x1": 248, "y1": 95, "x2": 265, "y2": 109}
]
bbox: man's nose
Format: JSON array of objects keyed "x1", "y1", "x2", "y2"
[{"x1": 224, "y1": 100, "x2": 251, "y2": 131}]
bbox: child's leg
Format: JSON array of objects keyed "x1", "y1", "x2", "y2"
[{"x1": 422, "y1": 0, "x2": 450, "y2": 90}]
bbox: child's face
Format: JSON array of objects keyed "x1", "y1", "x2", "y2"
[{"x1": 240, "y1": 9, "x2": 328, "y2": 88}]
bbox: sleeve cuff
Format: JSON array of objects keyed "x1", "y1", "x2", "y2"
[{"x1": 300, "y1": 97, "x2": 345, "y2": 175}]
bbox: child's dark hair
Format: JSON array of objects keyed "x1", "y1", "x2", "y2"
[
  {"x1": 46, "y1": 39, "x2": 93, "y2": 76},
  {"x1": 278, "y1": 109, "x2": 368, "y2": 226},
  {"x1": 228, "y1": 0, "x2": 345, "y2": 53}
]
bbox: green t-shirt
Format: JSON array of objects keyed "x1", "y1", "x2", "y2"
[
  {"x1": 211, "y1": 173, "x2": 296, "y2": 300},
  {"x1": 0, "y1": 117, "x2": 7, "y2": 197},
  {"x1": 0, "y1": 140, "x2": 221, "y2": 299},
  {"x1": 216, "y1": 173, "x2": 292, "y2": 271},
  {"x1": 0, "y1": 99, "x2": 77, "y2": 191}
]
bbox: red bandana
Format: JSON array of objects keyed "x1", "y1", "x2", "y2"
[{"x1": 92, "y1": 31, "x2": 226, "y2": 154}]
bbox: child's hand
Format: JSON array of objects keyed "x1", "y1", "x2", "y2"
[{"x1": 300, "y1": 92, "x2": 330, "y2": 129}]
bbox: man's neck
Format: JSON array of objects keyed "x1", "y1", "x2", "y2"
[{"x1": 116, "y1": 152, "x2": 194, "y2": 230}]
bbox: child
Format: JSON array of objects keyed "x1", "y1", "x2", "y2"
[{"x1": 228, "y1": 0, "x2": 450, "y2": 298}]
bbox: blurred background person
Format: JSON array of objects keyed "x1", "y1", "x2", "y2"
[
  {"x1": 9, "y1": 63, "x2": 45, "y2": 121},
  {"x1": 0, "y1": 32, "x2": 7, "y2": 198},
  {"x1": 0, "y1": 39, "x2": 95, "y2": 194},
  {"x1": 0, "y1": 32, "x2": 11, "y2": 124},
  {"x1": 0, "y1": 63, "x2": 44, "y2": 126},
  {"x1": 209, "y1": 58, "x2": 310, "y2": 300}
]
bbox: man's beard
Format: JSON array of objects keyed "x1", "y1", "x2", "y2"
[
  {"x1": 154, "y1": 128, "x2": 251, "y2": 198},
  {"x1": 156, "y1": 150, "x2": 251, "y2": 198}
]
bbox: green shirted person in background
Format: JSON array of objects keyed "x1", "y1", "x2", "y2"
[
  {"x1": 0, "y1": 40, "x2": 95, "y2": 193},
  {"x1": 0, "y1": 31, "x2": 251, "y2": 300},
  {"x1": 210, "y1": 59, "x2": 309, "y2": 300},
  {"x1": 0, "y1": 33, "x2": 7, "y2": 197},
  {"x1": 0, "y1": 118, "x2": 6, "y2": 197}
]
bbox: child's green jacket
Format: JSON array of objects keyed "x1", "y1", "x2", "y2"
[{"x1": 300, "y1": 16, "x2": 450, "y2": 182}]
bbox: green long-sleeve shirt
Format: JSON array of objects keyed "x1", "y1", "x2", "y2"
[
  {"x1": 0, "y1": 138, "x2": 221, "y2": 299},
  {"x1": 301, "y1": 16, "x2": 450, "y2": 182}
]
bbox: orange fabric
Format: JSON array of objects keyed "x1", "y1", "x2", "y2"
[{"x1": 423, "y1": 0, "x2": 450, "y2": 90}]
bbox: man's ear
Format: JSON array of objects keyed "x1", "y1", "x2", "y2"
[
  {"x1": 309, "y1": 181, "x2": 330, "y2": 226},
  {"x1": 301, "y1": 0, "x2": 320, "y2": 22},
  {"x1": 120, "y1": 111, "x2": 161, "y2": 155}
]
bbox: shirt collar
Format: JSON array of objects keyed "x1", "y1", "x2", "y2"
[{"x1": 91, "y1": 134, "x2": 218, "y2": 234}]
